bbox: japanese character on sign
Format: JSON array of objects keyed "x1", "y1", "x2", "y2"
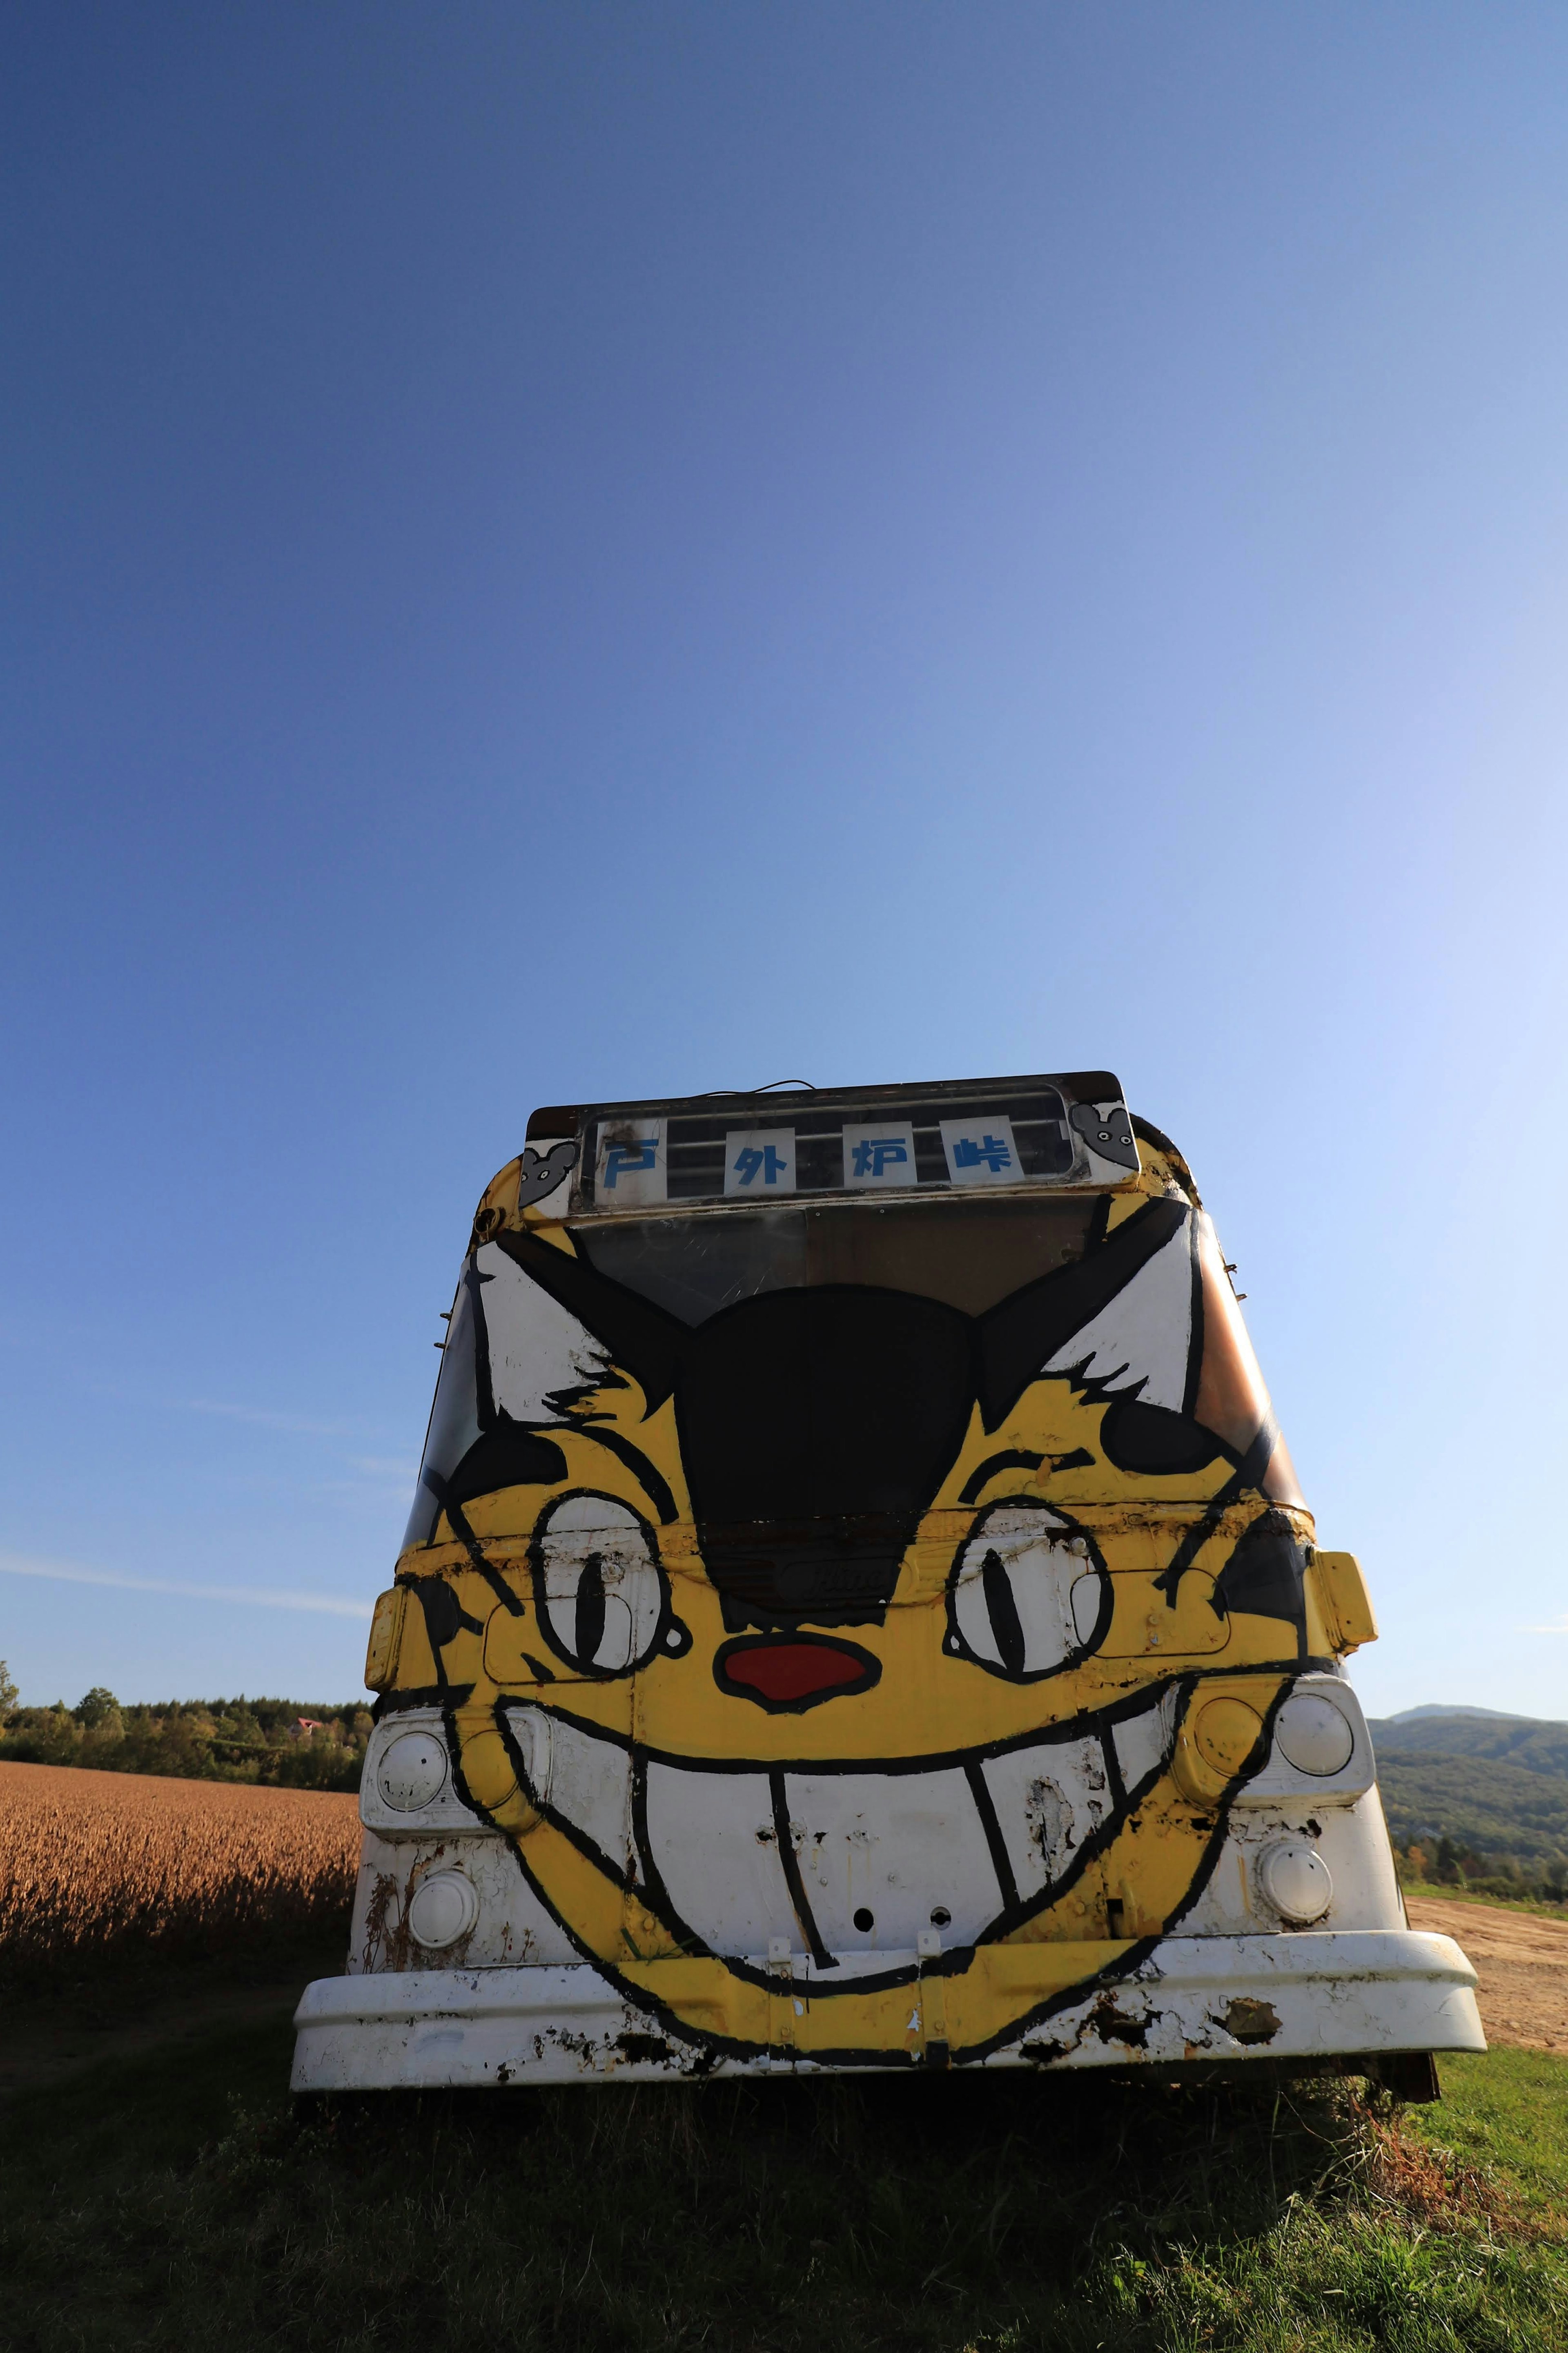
[
  {"x1": 604, "y1": 1139, "x2": 657, "y2": 1187},
  {"x1": 595, "y1": 1118, "x2": 667, "y2": 1204},
  {"x1": 940, "y1": 1114, "x2": 1021, "y2": 1187},
  {"x1": 842, "y1": 1121, "x2": 919, "y2": 1189},
  {"x1": 724, "y1": 1128, "x2": 797, "y2": 1197}
]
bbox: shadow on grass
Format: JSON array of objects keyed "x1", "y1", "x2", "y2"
[{"x1": 2, "y1": 2020, "x2": 1564, "y2": 2352}]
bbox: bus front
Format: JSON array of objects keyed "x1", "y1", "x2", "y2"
[{"x1": 293, "y1": 1072, "x2": 1481, "y2": 2090}]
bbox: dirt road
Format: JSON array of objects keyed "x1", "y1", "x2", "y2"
[{"x1": 1407, "y1": 1895, "x2": 1568, "y2": 2053}]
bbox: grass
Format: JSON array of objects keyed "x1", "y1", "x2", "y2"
[
  {"x1": 2, "y1": 1998, "x2": 1565, "y2": 2353},
  {"x1": 1406, "y1": 2048, "x2": 1568, "y2": 2236}
]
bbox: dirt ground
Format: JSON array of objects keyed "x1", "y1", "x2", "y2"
[{"x1": 1407, "y1": 1896, "x2": 1568, "y2": 2054}]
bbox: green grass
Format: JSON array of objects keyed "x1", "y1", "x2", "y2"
[
  {"x1": 3, "y1": 2015, "x2": 1566, "y2": 2353},
  {"x1": 1405, "y1": 2049, "x2": 1568, "y2": 2235}
]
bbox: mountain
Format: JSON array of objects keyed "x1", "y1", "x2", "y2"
[
  {"x1": 1367, "y1": 1708, "x2": 1568, "y2": 1870},
  {"x1": 1368, "y1": 1710, "x2": 1568, "y2": 1780},
  {"x1": 1383, "y1": 1705, "x2": 1535, "y2": 1726}
]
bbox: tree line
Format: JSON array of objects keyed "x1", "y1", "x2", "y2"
[{"x1": 0, "y1": 1665, "x2": 369, "y2": 1792}]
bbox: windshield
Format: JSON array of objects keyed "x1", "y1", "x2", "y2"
[
  {"x1": 403, "y1": 1187, "x2": 1301, "y2": 1556},
  {"x1": 578, "y1": 1198, "x2": 1096, "y2": 1323}
]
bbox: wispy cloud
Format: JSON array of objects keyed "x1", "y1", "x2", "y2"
[
  {"x1": 1523, "y1": 1615, "x2": 1568, "y2": 1634},
  {"x1": 0, "y1": 1551, "x2": 370, "y2": 1619},
  {"x1": 184, "y1": 1399, "x2": 370, "y2": 1439}
]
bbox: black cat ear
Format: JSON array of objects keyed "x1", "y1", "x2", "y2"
[{"x1": 485, "y1": 1225, "x2": 688, "y2": 1411}]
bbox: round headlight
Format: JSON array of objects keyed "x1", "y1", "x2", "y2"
[
  {"x1": 406, "y1": 1869, "x2": 479, "y2": 1950},
  {"x1": 1274, "y1": 1692, "x2": 1354, "y2": 1776},
  {"x1": 1258, "y1": 1839, "x2": 1333, "y2": 1924},
  {"x1": 376, "y1": 1729, "x2": 449, "y2": 1811}
]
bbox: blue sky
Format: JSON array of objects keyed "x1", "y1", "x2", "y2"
[{"x1": 3, "y1": 2, "x2": 1566, "y2": 1715}]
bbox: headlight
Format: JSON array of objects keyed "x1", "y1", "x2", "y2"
[
  {"x1": 1257, "y1": 1839, "x2": 1332, "y2": 1924},
  {"x1": 406, "y1": 1870, "x2": 479, "y2": 1950},
  {"x1": 1273, "y1": 1691, "x2": 1354, "y2": 1776},
  {"x1": 376, "y1": 1729, "x2": 450, "y2": 1811}
]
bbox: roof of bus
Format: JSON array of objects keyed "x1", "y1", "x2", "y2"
[{"x1": 524, "y1": 1070, "x2": 1124, "y2": 1139}]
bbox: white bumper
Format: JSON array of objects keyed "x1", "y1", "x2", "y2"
[{"x1": 291, "y1": 1930, "x2": 1483, "y2": 2090}]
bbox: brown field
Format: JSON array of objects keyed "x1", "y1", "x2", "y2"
[{"x1": 0, "y1": 1758, "x2": 359, "y2": 1982}]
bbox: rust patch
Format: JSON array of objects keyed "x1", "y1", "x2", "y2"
[
  {"x1": 1088, "y1": 1992, "x2": 1151, "y2": 2047},
  {"x1": 615, "y1": 2031, "x2": 677, "y2": 2066},
  {"x1": 1218, "y1": 1996, "x2": 1281, "y2": 2045},
  {"x1": 359, "y1": 1871, "x2": 408, "y2": 1973}
]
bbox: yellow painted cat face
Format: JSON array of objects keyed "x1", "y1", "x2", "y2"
[{"x1": 388, "y1": 1151, "x2": 1314, "y2": 2068}]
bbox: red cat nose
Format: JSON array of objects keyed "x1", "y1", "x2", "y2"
[{"x1": 716, "y1": 1637, "x2": 879, "y2": 1711}]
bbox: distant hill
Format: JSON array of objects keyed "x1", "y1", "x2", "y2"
[
  {"x1": 1368, "y1": 1709, "x2": 1568, "y2": 1780},
  {"x1": 1383, "y1": 1704, "x2": 1536, "y2": 1726},
  {"x1": 1368, "y1": 1707, "x2": 1568, "y2": 1871}
]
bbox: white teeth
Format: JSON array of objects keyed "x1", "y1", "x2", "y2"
[
  {"x1": 508, "y1": 1686, "x2": 1174, "y2": 1959},
  {"x1": 507, "y1": 1704, "x2": 633, "y2": 1879},
  {"x1": 778, "y1": 1767, "x2": 999, "y2": 1950},
  {"x1": 643, "y1": 1764, "x2": 795, "y2": 1952},
  {"x1": 978, "y1": 1735, "x2": 1111, "y2": 1902},
  {"x1": 1111, "y1": 1688, "x2": 1178, "y2": 1799}
]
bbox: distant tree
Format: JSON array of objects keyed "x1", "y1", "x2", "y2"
[
  {"x1": 1435, "y1": 1834, "x2": 1464, "y2": 1886},
  {"x1": 0, "y1": 1660, "x2": 17, "y2": 1720},
  {"x1": 75, "y1": 1687, "x2": 120, "y2": 1729}
]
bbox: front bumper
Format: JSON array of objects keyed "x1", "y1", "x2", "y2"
[{"x1": 291, "y1": 1930, "x2": 1483, "y2": 2090}]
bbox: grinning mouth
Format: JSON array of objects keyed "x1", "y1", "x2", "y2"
[{"x1": 502, "y1": 1682, "x2": 1181, "y2": 1980}]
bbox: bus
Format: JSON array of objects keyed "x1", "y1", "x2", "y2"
[{"x1": 292, "y1": 1071, "x2": 1481, "y2": 2094}]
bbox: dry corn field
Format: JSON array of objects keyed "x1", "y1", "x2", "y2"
[{"x1": 0, "y1": 1760, "x2": 360, "y2": 1981}]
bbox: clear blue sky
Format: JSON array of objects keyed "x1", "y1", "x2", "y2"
[{"x1": 3, "y1": 3, "x2": 1565, "y2": 1716}]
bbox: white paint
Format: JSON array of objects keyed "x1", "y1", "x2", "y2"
[
  {"x1": 642, "y1": 1763, "x2": 796, "y2": 1952},
  {"x1": 781, "y1": 1764, "x2": 1001, "y2": 1949},
  {"x1": 1042, "y1": 1213, "x2": 1194, "y2": 1406},
  {"x1": 1110, "y1": 1689, "x2": 1178, "y2": 1798},
  {"x1": 1177, "y1": 1788, "x2": 1405, "y2": 1936},
  {"x1": 505, "y1": 1702, "x2": 634, "y2": 1877},
  {"x1": 978, "y1": 1731, "x2": 1114, "y2": 1901},
  {"x1": 475, "y1": 1242, "x2": 608, "y2": 1419},
  {"x1": 347, "y1": 1830, "x2": 577, "y2": 1971},
  {"x1": 291, "y1": 1929, "x2": 1484, "y2": 2090}
]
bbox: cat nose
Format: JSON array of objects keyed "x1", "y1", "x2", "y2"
[{"x1": 715, "y1": 1636, "x2": 878, "y2": 1710}]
